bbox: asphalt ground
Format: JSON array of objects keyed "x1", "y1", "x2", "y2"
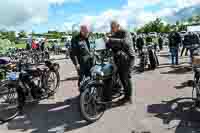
[{"x1": 0, "y1": 49, "x2": 199, "y2": 133}]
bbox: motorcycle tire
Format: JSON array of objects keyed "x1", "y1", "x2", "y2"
[
  {"x1": 153, "y1": 51, "x2": 159, "y2": 66},
  {"x1": 0, "y1": 83, "x2": 23, "y2": 123},
  {"x1": 80, "y1": 82, "x2": 105, "y2": 122},
  {"x1": 148, "y1": 50, "x2": 156, "y2": 70}
]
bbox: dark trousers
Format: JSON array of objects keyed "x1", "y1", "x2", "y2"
[
  {"x1": 159, "y1": 44, "x2": 163, "y2": 50},
  {"x1": 79, "y1": 65, "x2": 91, "y2": 84},
  {"x1": 170, "y1": 47, "x2": 179, "y2": 65},
  {"x1": 189, "y1": 48, "x2": 194, "y2": 64},
  {"x1": 103, "y1": 52, "x2": 134, "y2": 101},
  {"x1": 78, "y1": 58, "x2": 93, "y2": 86}
]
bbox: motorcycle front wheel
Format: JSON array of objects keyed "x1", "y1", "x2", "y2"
[{"x1": 80, "y1": 83, "x2": 105, "y2": 122}]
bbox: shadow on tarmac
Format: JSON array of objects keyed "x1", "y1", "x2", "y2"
[{"x1": 147, "y1": 97, "x2": 200, "y2": 133}]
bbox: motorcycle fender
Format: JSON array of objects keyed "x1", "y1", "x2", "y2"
[{"x1": 80, "y1": 80, "x2": 103, "y2": 93}]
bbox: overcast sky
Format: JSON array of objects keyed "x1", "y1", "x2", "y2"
[{"x1": 0, "y1": 0, "x2": 199, "y2": 33}]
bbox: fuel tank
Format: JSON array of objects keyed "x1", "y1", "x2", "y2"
[{"x1": 91, "y1": 63, "x2": 116, "y2": 79}]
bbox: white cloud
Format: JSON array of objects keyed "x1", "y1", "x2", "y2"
[
  {"x1": 127, "y1": 0, "x2": 161, "y2": 8},
  {"x1": 0, "y1": 0, "x2": 81, "y2": 32},
  {"x1": 176, "y1": 0, "x2": 200, "y2": 9},
  {"x1": 48, "y1": 0, "x2": 80, "y2": 5},
  {"x1": 62, "y1": 0, "x2": 200, "y2": 32},
  {"x1": 0, "y1": 0, "x2": 48, "y2": 31}
]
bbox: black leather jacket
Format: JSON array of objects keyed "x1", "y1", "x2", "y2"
[
  {"x1": 70, "y1": 33, "x2": 91, "y2": 66},
  {"x1": 106, "y1": 29, "x2": 135, "y2": 58}
]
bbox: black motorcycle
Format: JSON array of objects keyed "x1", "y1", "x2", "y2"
[
  {"x1": 79, "y1": 48, "x2": 125, "y2": 122},
  {"x1": 139, "y1": 43, "x2": 159, "y2": 72},
  {"x1": 0, "y1": 60, "x2": 60, "y2": 123}
]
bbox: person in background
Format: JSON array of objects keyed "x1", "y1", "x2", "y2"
[
  {"x1": 168, "y1": 32, "x2": 181, "y2": 65},
  {"x1": 31, "y1": 39, "x2": 37, "y2": 50},
  {"x1": 158, "y1": 35, "x2": 163, "y2": 51},
  {"x1": 26, "y1": 37, "x2": 32, "y2": 50},
  {"x1": 132, "y1": 33, "x2": 137, "y2": 51},
  {"x1": 54, "y1": 40, "x2": 59, "y2": 55},
  {"x1": 181, "y1": 32, "x2": 191, "y2": 56},
  {"x1": 189, "y1": 32, "x2": 200, "y2": 63},
  {"x1": 40, "y1": 38, "x2": 47, "y2": 52},
  {"x1": 65, "y1": 40, "x2": 71, "y2": 59},
  {"x1": 51, "y1": 41, "x2": 55, "y2": 52},
  {"x1": 136, "y1": 34, "x2": 144, "y2": 54}
]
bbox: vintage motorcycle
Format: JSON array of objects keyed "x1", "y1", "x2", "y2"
[
  {"x1": 0, "y1": 60, "x2": 60, "y2": 123},
  {"x1": 79, "y1": 46, "x2": 127, "y2": 122},
  {"x1": 139, "y1": 43, "x2": 159, "y2": 72}
]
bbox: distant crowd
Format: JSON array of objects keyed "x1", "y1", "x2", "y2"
[
  {"x1": 25, "y1": 38, "x2": 63, "y2": 55},
  {"x1": 132, "y1": 31, "x2": 200, "y2": 65}
]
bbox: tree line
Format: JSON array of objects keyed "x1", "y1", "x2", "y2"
[{"x1": 136, "y1": 15, "x2": 200, "y2": 33}]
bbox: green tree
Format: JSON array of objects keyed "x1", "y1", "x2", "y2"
[
  {"x1": 18, "y1": 30, "x2": 27, "y2": 38},
  {"x1": 7, "y1": 31, "x2": 16, "y2": 42},
  {"x1": 137, "y1": 18, "x2": 171, "y2": 33}
]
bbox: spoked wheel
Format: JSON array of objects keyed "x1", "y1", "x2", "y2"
[
  {"x1": 0, "y1": 83, "x2": 17, "y2": 104},
  {"x1": 80, "y1": 83, "x2": 105, "y2": 122},
  {"x1": 31, "y1": 55, "x2": 39, "y2": 65},
  {"x1": 44, "y1": 70, "x2": 60, "y2": 95},
  {"x1": 192, "y1": 75, "x2": 200, "y2": 107},
  {"x1": 0, "y1": 83, "x2": 20, "y2": 123}
]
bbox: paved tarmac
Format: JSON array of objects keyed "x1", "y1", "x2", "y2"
[{"x1": 0, "y1": 49, "x2": 199, "y2": 133}]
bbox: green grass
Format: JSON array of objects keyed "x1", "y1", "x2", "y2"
[
  {"x1": 15, "y1": 43, "x2": 26, "y2": 49},
  {"x1": 15, "y1": 42, "x2": 65, "y2": 49}
]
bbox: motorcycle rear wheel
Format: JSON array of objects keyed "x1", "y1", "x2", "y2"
[{"x1": 0, "y1": 83, "x2": 21, "y2": 123}]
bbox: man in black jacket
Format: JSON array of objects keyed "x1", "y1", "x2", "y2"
[
  {"x1": 158, "y1": 35, "x2": 163, "y2": 51},
  {"x1": 104, "y1": 21, "x2": 135, "y2": 104},
  {"x1": 136, "y1": 35, "x2": 144, "y2": 54},
  {"x1": 181, "y1": 32, "x2": 192, "y2": 56},
  {"x1": 131, "y1": 33, "x2": 136, "y2": 51},
  {"x1": 70, "y1": 25, "x2": 93, "y2": 87},
  {"x1": 168, "y1": 32, "x2": 181, "y2": 65}
]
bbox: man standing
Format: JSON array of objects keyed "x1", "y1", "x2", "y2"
[
  {"x1": 31, "y1": 39, "x2": 37, "y2": 50},
  {"x1": 168, "y1": 32, "x2": 181, "y2": 65},
  {"x1": 136, "y1": 35, "x2": 144, "y2": 54},
  {"x1": 158, "y1": 35, "x2": 163, "y2": 51},
  {"x1": 104, "y1": 21, "x2": 135, "y2": 104},
  {"x1": 132, "y1": 33, "x2": 136, "y2": 51},
  {"x1": 181, "y1": 32, "x2": 192, "y2": 56},
  {"x1": 65, "y1": 40, "x2": 71, "y2": 59},
  {"x1": 70, "y1": 25, "x2": 93, "y2": 88},
  {"x1": 26, "y1": 36, "x2": 32, "y2": 50}
]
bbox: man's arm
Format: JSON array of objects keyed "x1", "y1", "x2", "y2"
[{"x1": 70, "y1": 38, "x2": 79, "y2": 66}]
